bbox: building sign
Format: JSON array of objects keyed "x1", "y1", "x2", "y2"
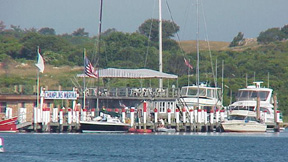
[{"x1": 44, "y1": 91, "x2": 78, "y2": 100}]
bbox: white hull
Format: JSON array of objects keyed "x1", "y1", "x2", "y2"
[
  {"x1": 156, "y1": 127, "x2": 176, "y2": 133},
  {"x1": 221, "y1": 121, "x2": 267, "y2": 132}
]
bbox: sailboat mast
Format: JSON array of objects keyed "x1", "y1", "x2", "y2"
[
  {"x1": 83, "y1": 48, "x2": 86, "y2": 109},
  {"x1": 196, "y1": 0, "x2": 200, "y2": 108},
  {"x1": 96, "y1": 0, "x2": 103, "y2": 115},
  {"x1": 159, "y1": 0, "x2": 163, "y2": 89}
]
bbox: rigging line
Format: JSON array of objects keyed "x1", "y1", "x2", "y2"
[
  {"x1": 181, "y1": 0, "x2": 194, "y2": 51},
  {"x1": 200, "y1": 0, "x2": 217, "y2": 86},
  {"x1": 144, "y1": 0, "x2": 157, "y2": 68},
  {"x1": 165, "y1": 0, "x2": 186, "y2": 56}
]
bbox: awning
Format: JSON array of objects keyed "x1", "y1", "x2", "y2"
[{"x1": 77, "y1": 68, "x2": 178, "y2": 79}]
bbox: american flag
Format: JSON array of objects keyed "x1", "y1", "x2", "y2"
[
  {"x1": 184, "y1": 58, "x2": 193, "y2": 70},
  {"x1": 84, "y1": 56, "x2": 98, "y2": 78}
]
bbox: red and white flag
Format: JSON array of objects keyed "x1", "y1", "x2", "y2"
[
  {"x1": 184, "y1": 58, "x2": 193, "y2": 70},
  {"x1": 84, "y1": 56, "x2": 98, "y2": 78}
]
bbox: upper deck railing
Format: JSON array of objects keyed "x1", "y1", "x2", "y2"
[{"x1": 85, "y1": 87, "x2": 181, "y2": 99}]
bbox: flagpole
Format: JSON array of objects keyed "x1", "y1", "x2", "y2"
[
  {"x1": 36, "y1": 46, "x2": 40, "y2": 110},
  {"x1": 83, "y1": 48, "x2": 86, "y2": 109}
]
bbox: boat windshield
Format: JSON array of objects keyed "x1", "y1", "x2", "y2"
[
  {"x1": 237, "y1": 90, "x2": 269, "y2": 101},
  {"x1": 181, "y1": 87, "x2": 208, "y2": 97},
  {"x1": 228, "y1": 115, "x2": 246, "y2": 120}
]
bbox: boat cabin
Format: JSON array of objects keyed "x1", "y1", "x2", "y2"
[
  {"x1": 236, "y1": 81, "x2": 272, "y2": 103},
  {"x1": 180, "y1": 84, "x2": 221, "y2": 99}
]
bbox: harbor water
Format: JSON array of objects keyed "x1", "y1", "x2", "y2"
[{"x1": 1, "y1": 130, "x2": 288, "y2": 162}]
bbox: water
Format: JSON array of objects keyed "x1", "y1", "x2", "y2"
[{"x1": 1, "y1": 130, "x2": 288, "y2": 162}]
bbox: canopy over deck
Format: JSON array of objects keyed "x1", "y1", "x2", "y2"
[{"x1": 77, "y1": 68, "x2": 178, "y2": 79}]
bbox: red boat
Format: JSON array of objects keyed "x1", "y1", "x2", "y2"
[
  {"x1": 0, "y1": 117, "x2": 18, "y2": 133},
  {"x1": 128, "y1": 128, "x2": 153, "y2": 133}
]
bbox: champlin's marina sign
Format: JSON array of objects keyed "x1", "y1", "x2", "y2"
[{"x1": 44, "y1": 91, "x2": 78, "y2": 100}]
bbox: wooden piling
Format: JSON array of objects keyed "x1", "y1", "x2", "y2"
[{"x1": 273, "y1": 94, "x2": 280, "y2": 132}]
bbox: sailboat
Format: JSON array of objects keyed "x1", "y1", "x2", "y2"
[{"x1": 79, "y1": 0, "x2": 129, "y2": 133}]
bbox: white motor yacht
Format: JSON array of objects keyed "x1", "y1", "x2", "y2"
[
  {"x1": 221, "y1": 110, "x2": 267, "y2": 132},
  {"x1": 228, "y1": 81, "x2": 283, "y2": 128}
]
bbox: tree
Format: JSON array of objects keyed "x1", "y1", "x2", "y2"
[
  {"x1": 281, "y1": 24, "x2": 288, "y2": 39},
  {"x1": 38, "y1": 27, "x2": 56, "y2": 35},
  {"x1": 72, "y1": 28, "x2": 89, "y2": 37},
  {"x1": 257, "y1": 28, "x2": 285, "y2": 44},
  {"x1": 138, "y1": 19, "x2": 179, "y2": 41},
  {"x1": 102, "y1": 28, "x2": 117, "y2": 37},
  {"x1": 229, "y1": 32, "x2": 244, "y2": 47}
]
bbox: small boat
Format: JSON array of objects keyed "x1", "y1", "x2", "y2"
[
  {"x1": 128, "y1": 128, "x2": 152, "y2": 133},
  {"x1": 0, "y1": 117, "x2": 18, "y2": 133},
  {"x1": 0, "y1": 137, "x2": 4, "y2": 152},
  {"x1": 156, "y1": 119, "x2": 176, "y2": 133},
  {"x1": 221, "y1": 110, "x2": 267, "y2": 132},
  {"x1": 156, "y1": 127, "x2": 176, "y2": 133},
  {"x1": 80, "y1": 113, "x2": 129, "y2": 133}
]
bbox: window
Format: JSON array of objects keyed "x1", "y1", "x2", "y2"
[{"x1": 0, "y1": 102, "x2": 7, "y2": 113}]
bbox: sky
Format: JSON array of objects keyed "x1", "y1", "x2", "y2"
[{"x1": 1, "y1": 0, "x2": 288, "y2": 42}]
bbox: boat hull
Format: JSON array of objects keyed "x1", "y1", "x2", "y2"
[
  {"x1": 156, "y1": 127, "x2": 176, "y2": 133},
  {"x1": 221, "y1": 121, "x2": 267, "y2": 132},
  {"x1": 0, "y1": 117, "x2": 18, "y2": 133},
  {"x1": 80, "y1": 121, "x2": 129, "y2": 133},
  {"x1": 128, "y1": 128, "x2": 152, "y2": 133}
]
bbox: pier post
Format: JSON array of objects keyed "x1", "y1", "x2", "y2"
[
  {"x1": 215, "y1": 109, "x2": 219, "y2": 123},
  {"x1": 72, "y1": 100, "x2": 76, "y2": 123},
  {"x1": 52, "y1": 108, "x2": 58, "y2": 123},
  {"x1": 182, "y1": 107, "x2": 187, "y2": 132},
  {"x1": 59, "y1": 109, "x2": 63, "y2": 132},
  {"x1": 67, "y1": 108, "x2": 72, "y2": 132},
  {"x1": 42, "y1": 108, "x2": 46, "y2": 132},
  {"x1": 273, "y1": 94, "x2": 280, "y2": 132},
  {"x1": 209, "y1": 110, "x2": 214, "y2": 132},
  {"x1": 154, "y1": 108, "x2": 158, "y2": 131},
  {"x1": 189, "y1": 109, "x2": 194, "y2": 132},
  {"x1": 175, "y1": 109, "x2": 180, "y2": 132},
  {"x1": 130, "y1": 107, "x2": 135, "y2": 128},
  {"x1": 143, "y1": 101, "x2": 147, "y2": 130},
  {"x1": 197, "y1": 109, "x2": 202, "y2": 132},
  {"x1": 91, "y1": 108, "x2": 95, "y2": 118},
  {"x1": 220, "y1": 110, "x2": 225, "y2": 122},
  {"x1": 47, "y1": 108, "x2": 51, "y2": 132},
  {"x1": 167, "y1": 108, "x2": 171, "y2": 128},
  {"x1": 263, "y1": 111, "x2": 267, "y2": 123},
  {"x1": 75, "y1": 106, "x2": 80, "y2": 131},
  {"x1": 82, "y1": 109, "x2": 87, "y2": 121},
  {"x1": 256, "y1": 96, "x2": 260, "y2": 120},
  {"x1": 122, "y1": 108, "x2": 126, "y2": 123},
  {"x1": 33, "y1": 107, "x2": 38, "y2": 132},
  {"x1": 204, "y1": 109, "x2": 208, "y2": 132}
]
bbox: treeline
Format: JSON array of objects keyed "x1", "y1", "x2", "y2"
[
  {"x1": 1, "y1": 20, "x2": 288, "y2": 116},
  {"x1": 0, "y1": 19, "x2": 183, "y2": 75},
  {"x1": 230, "y1": 24, "x2": 288, "y2": 47}
]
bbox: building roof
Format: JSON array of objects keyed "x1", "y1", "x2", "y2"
[{"x1": 77, "y1": 68, "x2": 178, "y2": 79}]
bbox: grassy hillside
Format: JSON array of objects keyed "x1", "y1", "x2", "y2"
[{"x1": 178, "y1": 40, "x2": 230, "y2": 53}]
